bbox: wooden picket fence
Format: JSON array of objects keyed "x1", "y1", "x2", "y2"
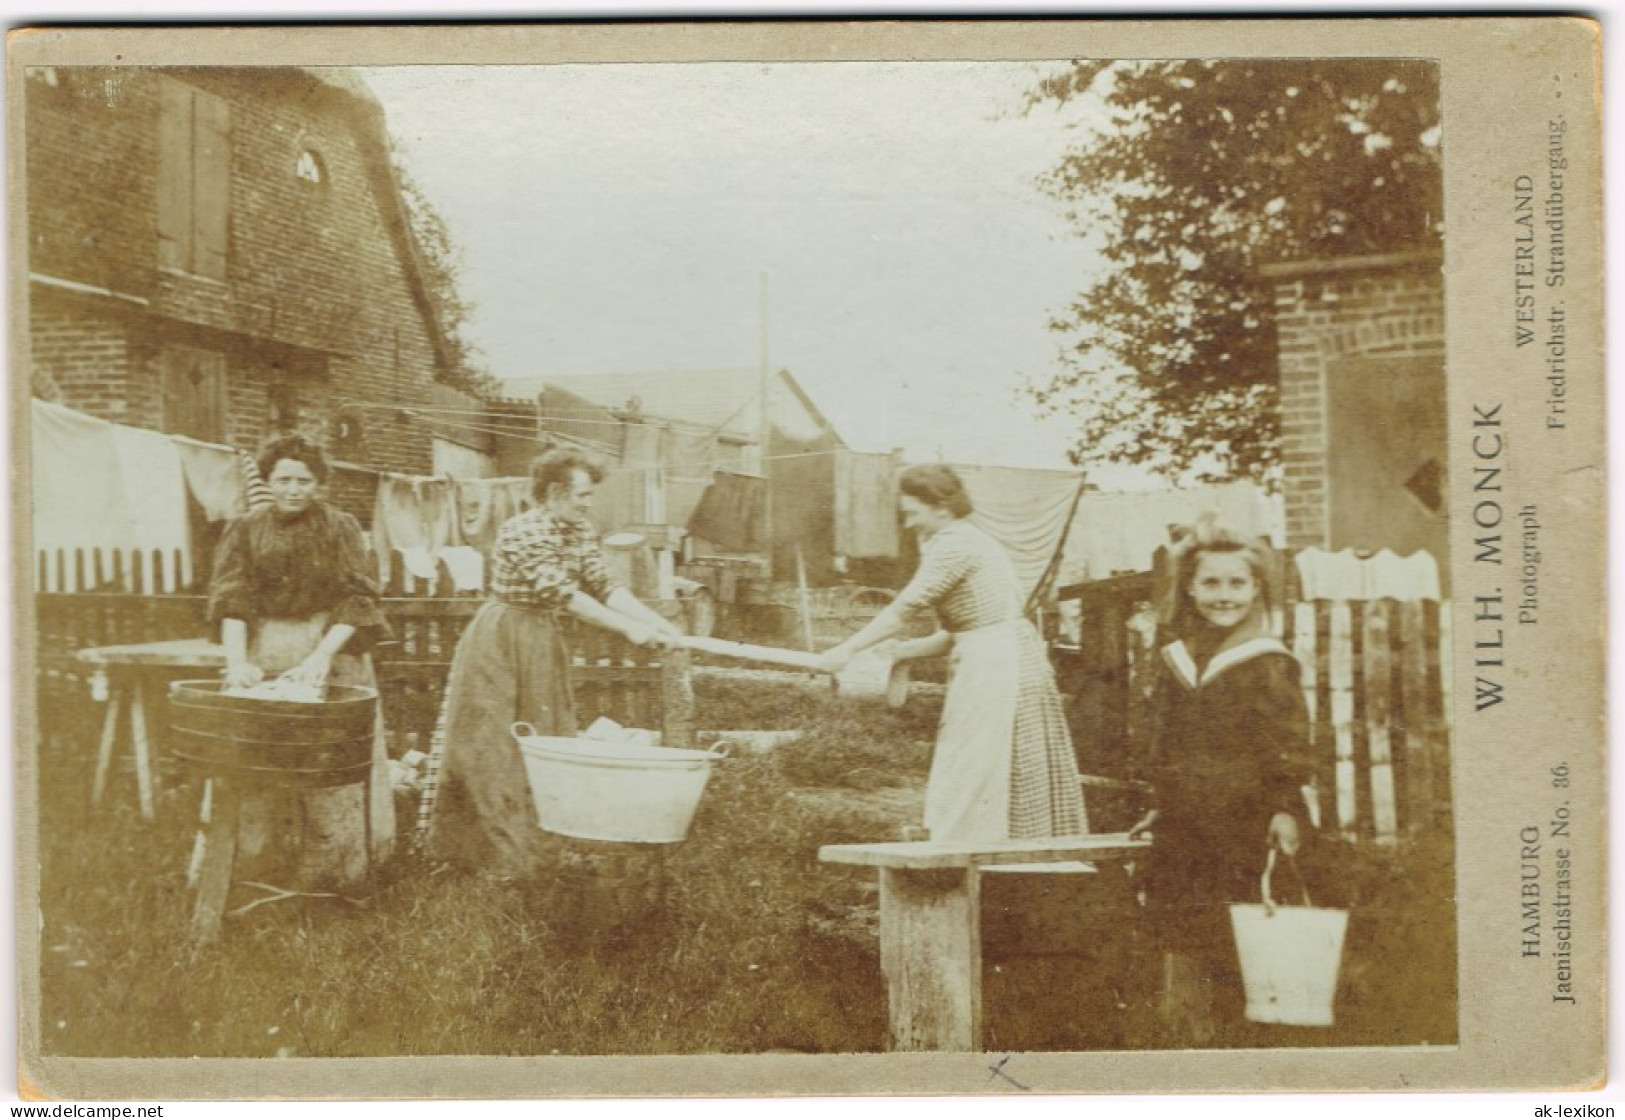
[
  {"x1": 1064, "y1": 563, "x2": 1454, "y2": 845},
  {"x1": 31, "y1": 547, "x2": 681, "y2": 762}
]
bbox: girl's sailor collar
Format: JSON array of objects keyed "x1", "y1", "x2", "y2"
[{"x1": 1161, "y1": 636, "x2": 1292, "y2": 689}]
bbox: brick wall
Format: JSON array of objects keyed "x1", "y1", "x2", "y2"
[
  {"x1": 1266, "y1": 252, "x2": 1445, "y2": 550},
  {"x1": 24, "y1": 66, "x2": 445, "y2": 490}
]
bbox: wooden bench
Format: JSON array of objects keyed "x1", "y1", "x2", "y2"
[{"x1": 818, "y1": 832, "x2": 1150, "y2": 1051}]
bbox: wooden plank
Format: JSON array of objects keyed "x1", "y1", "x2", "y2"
[
  {"x1": 1397, "y1": 600, "x2": 1433, "y2": 831},
  {"x1": 1328, "y1": 601, "x2": 1357, "y2": 837},
  {"x1": 190, "y1": 779, "x2": 240, "y2": 945},
  {"x1": 1428, "y1": 601, "x2": 1452, "y2": 827},
  {"x1": 130, "y1": 679, "x2": 157, "y2": 821},
  {"x1": 1292, "y1": 602, "x2": 1319, "y2": 740},
  {"x1": 879, "y1": 866, "x2": 981, "y2": 1051},
  {"x1": 91, "y1": 688, "x2": 123, "y2": 807},
  {"x1": 1362, "y1": 601, "x2": 1397, "y2": 844},
  {"x1": 819, "y1": 833, "x2": 1149, "y2": 871}
]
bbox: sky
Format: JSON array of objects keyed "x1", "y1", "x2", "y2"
[{"x1": 363, "y1": 62, "x2": 1146, "y2": 476}]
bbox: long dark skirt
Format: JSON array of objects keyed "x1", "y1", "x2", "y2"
[{"x1": 423, "y1": 601, "x2": 575, "y2": 878}]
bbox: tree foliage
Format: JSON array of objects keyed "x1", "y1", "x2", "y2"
[
  {"x1": 392, "y1": 152, "x2": 504, "y2": 400},
  {"x1": 1025, "y1": 59, "x2": 1442, "y2": 482}
]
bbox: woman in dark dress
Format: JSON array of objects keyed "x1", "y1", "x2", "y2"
[
  {"x1": 207, "y1": 433, "x2": 394, "y2": 885},
  {"x1": 1130, "y1": 527, "x2": 1315, "y2": 1045}
]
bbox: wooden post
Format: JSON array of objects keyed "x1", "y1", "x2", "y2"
[
  {"x1": 130, "y1": 678, "x2": 157, "y2": 821},
  {"x1": 191, "y1": 779, "x2": 241, "y2": 945},
  {"x1": 795, "y1": 546, "x2": 815, "y2": 652},
  {"x1": 1329, "y1": 601, "x2": 1356, "y2": 837},
  {"x1": 1292, "y1": 602, "x2": 1319, "y2": 738},
  {"x1": 1362, "y1": 601, "x2": 1397, "y2": 843},
  {"x1": 92, "y1": 684, "x2": 124, "y2": 806},
  {"x1": 878, "y1": 866, "x2": 982, "y2": 1051},
  {"x1": 1397, "y1": 599, "x2": 1434, "y2": 833},
  {"x1": 660, "y1": 646, "x2": 696, "y2": 750}
]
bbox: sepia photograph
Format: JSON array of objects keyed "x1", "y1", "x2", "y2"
[{"x1": 8, "y1": 17, "x2": 1605, "y2": 1101}]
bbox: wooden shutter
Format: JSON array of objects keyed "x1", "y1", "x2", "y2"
[
  {"x1": 161, "y1": 346, "x2": 227, "y2": 443},
  {"x1": 191, "y1": 91, "x2": 230, "y2": 281},
  {"x1": 155, "y1": 79, "x2": 193, "y2": 271}
]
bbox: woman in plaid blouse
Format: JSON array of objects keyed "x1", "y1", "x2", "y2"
[
  {"x1": 820, "y1": 465, "x2": 1087, "y2": 841},
  {"x1": 424, "y1": 449, "x2": 681, "y2": 876}
]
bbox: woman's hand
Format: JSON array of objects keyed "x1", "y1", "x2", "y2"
[
  {"x1": 1127, "y1": 809, "x2": 1160, "y2": 840},
  {"x1": 622, "y1": 621, "x2": 665, "y2": 648},
  {"x1": 222, "y1": 660, "x2": 264, "y2": 691},
  {"x1": 282, "y1": 649, "x2": 335, "y2": 688},
  {"x1": 1267, "y1": 811, "x2": 1302, "y2": 857}
]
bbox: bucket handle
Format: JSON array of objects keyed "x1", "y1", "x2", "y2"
[
  {"x1": 1260, "y1": 847, "x2": 1314, "y2": 914},
  {"x1": 511, "y1": 722, "x2": 539, "y2": 743}
]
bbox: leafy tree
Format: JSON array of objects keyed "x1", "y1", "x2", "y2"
[
  {"x1": 392, "y1": 151, "x2": 504, "y2": 400},
  {"x1": 1024, "y1": 59, "x2": 1442, "y2": 482}
]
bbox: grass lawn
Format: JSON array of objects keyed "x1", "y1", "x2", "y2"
[{"x1": 32, "y1": 675, "x2": 1457, "y2": 1057}]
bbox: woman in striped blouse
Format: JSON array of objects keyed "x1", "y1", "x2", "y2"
[{"x1": 424, "y1": 449, "x2": 681, "y2": 877}]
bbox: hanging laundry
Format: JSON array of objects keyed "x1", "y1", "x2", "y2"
[
  {"x1": 1295, "y1": 547, "x2": 1442, "y2": 603},
  {"x1": 952, "y1": 463, "x2": 1084, "y2": 600},
  {"x1": 833, "y1": 449, "x2": 900, "y2": 560},
  {"x1": 438, "y1": 545, "x2": 486, "y2": 593},
  {"x1": 110, "y1": 423, "x2": 192, "y2": 589},
  {"x1": 372, "y1": 474, "x2": 461, "y2": 585},
  {"x1": 175, "y1": 437, "x2": 247, "y2": 522},
  {"x1": 687, "y1": 470, "x2": 768, "y2": 553},
  {"x1": 1058, "y1": 481, "x2": 1280, "y2": 586},
  {"x1": 30, "y1": 400, "x2": 192, "y2": 591},
  {"x1": 664, "y1": 425, "x2": 718, "y2": 530},
  {"x1": 239, "y1": 448, "x2": 273, "y2": 512},
  {"x1": 454, "y1": 477, "x2": 532, "y2": 556}
]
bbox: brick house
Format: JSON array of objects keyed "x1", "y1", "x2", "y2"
[
  {"x1": 22, "y1": 65, "x2": 468, "y2": 524},
  {"x1": 1264, "y1": 250, "x2": 1447, "y2": 571}
]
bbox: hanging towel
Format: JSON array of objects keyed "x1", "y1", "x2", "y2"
[
  {"x1": 239, "y1": 449, "x2": 273, "y2": 511},
  {"x1": 687, "y1": 470, "x2": 768, "y2": 553},
  {"x1": 176, "y1": 438, "x2": 247, "y2": 522},
  {"x1": 454, "y1": 478, "x2": 531, "y2": 556},
  {"x1": 834, "y1": 449, "x2": 901, "y2": 559},
  {"x1": 372, "y1": 474, "x2": 461, "y2": 585},
  {"x1": 397, "y1": 546, "x2": 440, "y2": 584},
  {"x1": 1057, "y1": 480, "x2": 1281, "y2": 586},
  {"x1": 30, "y1": 400, "x2": 193, "y2": 591},
  {"x1": 665, "y1": 425, "x2": 718, "y2": 529},
  {"x1": 32, "y1": 400, "x2": 127, "y2": 589},
  {"x1": 952, "y1": 463, "x2": 1083, "y2": 600},
  {"x1": 438, "y1": 545, "x2": 486, "y2": 593},
  {"x1": 110, "y1": 423, "x2": 192, "y2": 589}
]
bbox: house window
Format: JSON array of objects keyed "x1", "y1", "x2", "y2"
[
  {"x1": 160, "y1": 345, "x2": 227, "y2": 443},
  {"x1": 157, "y1": 79, "x2": 230, "y2": 280},
  {"x1": 295, "y1": 148, "x2": 325, "y2": 186}
]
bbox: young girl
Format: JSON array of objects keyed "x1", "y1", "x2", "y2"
[{"x1": 1130, "y1": 529, "x2": 1315, "y2": 1045}]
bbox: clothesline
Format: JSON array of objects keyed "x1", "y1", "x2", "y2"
[
  {"x1": 395, "y1": 410, "x2": 843, "y2": 472},
  {"x1": 343, "y1": 398, "x2": 741, "y2": 439}
]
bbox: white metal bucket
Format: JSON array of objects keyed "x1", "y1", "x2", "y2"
[
  {"x1": 512, "y1": 724, "x2": 726, "y2": 844},
  {"x1": 1228, "y1": 852, "x2": 1349, "y2": 1026},
  {"x1": 832, "y1": 650, "x2": 911, "y2": 708}
]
